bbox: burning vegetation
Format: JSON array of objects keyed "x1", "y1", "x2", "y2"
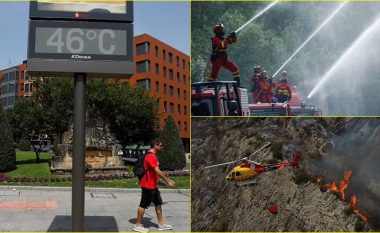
[{"x1": 318, "y1": 169, "x2": 367, "y2": 223}]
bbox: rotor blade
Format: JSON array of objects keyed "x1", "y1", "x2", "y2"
[
  {"x1": 246, "y1": 142, "x2": 271, "y2": 159},
  {"x1": 204, "y1": 160, "x2": 239, "y2": 169},
  {"x1": 204, "y1": 142, "x2": 271, "y2": 169},
  {"x1": 247, "y1": 159, "x2": 261, "y2": 165}
]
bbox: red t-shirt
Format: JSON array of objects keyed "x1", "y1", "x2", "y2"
[{"x1": 139, "y1": 151, "x2": 159, "y2": 189}]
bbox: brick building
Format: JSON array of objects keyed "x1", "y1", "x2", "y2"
[
  {"x1": 0, "y1": 34, "x2": 190, "y2": 151},
  {"x1": 126, "y1": 34, "x2": 190, "y2": 151},
  {"x1": 0, "y1": 61, "x2": 38, "y2": 109}
]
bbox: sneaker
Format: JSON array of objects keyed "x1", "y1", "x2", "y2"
[
  {"x1": 132, "y1": 225, "x2": 149, "y2": 232},
  {"x1": 158, "y1": 224, "x2": 173, "y2": 231}
]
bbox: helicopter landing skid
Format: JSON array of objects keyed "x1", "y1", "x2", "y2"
[{"x1": 236, "y1": 179, "x2": 257, "y2": 186}]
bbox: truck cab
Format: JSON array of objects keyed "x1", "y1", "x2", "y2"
[{"x1": 191, "y1": 81, "x2": 250, "y2": 116}]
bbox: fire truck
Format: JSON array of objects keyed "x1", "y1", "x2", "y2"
[
  {"x1": 249, "y1": 101, "x2": 292, "y2": 116},
  {"x1": 289, "y1": 90, "x2": 322, "y2": 116},
  {"x1": 191, "y1": 81, "x2": 250, "y2": 116}
]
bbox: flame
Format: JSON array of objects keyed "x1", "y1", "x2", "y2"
[
  {"x1": 327, "y1": 182, "x2": 338, "y2": 192},
  {"x1": 339, "y1": 169, "x2": 352, "y2": 201},
  {"x1": 350, "y1": 195, "x2": 357, "y2": 208},
  {"x1": 321, "y1": 169, "x2": 368, "y2": 224},
  {"x1": 350, "y1": 195, "x2": 368, "y2": 223},
  {"x1": 324, "y1": 169, "x2": 352, "y2": 200}
]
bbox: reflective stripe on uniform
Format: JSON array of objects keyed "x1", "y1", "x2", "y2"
[{"x1": 232, "y1": 71, "x2": 240, "y2": 78}]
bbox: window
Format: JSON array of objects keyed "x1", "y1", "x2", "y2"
[
  {"x1": 169, "y1": 86, "x2": 174, "y2": 96},
  {"x1": 164, "y1": 101, "x2": 167, "y2": 112},
  {"x1": 184, "y1": 122, "x2": 187, "y2": 132},
  {"x1": 1, "y1": 85, "x2": 8, "y2": 95},
  {"x1": 176, "y1": 56, "x2": 179, "y2": 66},
  {"x1": 169, "y1": 69, "x2": 173, "y2": 80},
  {"x1": 136, "y1": 42, "x2": 150, "y2": 55},
  {"x1": 182, "y1": 59, "x2": 186, "y2": 69},
  {"x1": 156, "y1": 81, "x2": 160, "y2": 93},
  {"x1": 136, "y1": 60, "x2": 150, "y2": 73},
  {"x1": 170, "y1": 103, "x2": 174, "y2": 114},
  {"x1": 155, "y1": 64, "x2": 159, "y2": 75},
  {"x1": 25, "y1": 83, "x2": 30, "y2": 92},
  {"x1": 184, "y1": 90, "x2": 187, "y2": 100},
  {"x1": 9, "y1": 84, "x2": 15, "y2": 93},
  {"x1": 177, "y1": 72, "x2": 180, "y2": 83},
  {"x1": 178, "y1": 121, "x2": 181, "y2": 132},
  {"x1": 184, "y1": 106, "x2": 187, "y2": 116},
  {"x1": 137, "y1": 78, "x2": 151, "y2": 91},
  {"x1": 169, "y1": 52, "x2": 173, "y2": 63},
  {"x1": 1, "y1": 97, "x2": 6, "y2": 107},
  {"x1": 164, "y1": 84, "x2": 167, "y2": 95},
  {"x1": 183, "y1": 75, "x2": 187, "y2": 84},
  {"x1": 178, "y1": 104, "x2": 181, "y2": 114},
  {"x1": 9, "y1": 71, "x2": 17, "y2": 81},
  {"x1": 163, "y1": 49, "x2": 166, "y2": 60},
  {"x1": 155, "y1": 46, "x2": 159, "y2": 57},
  {"x1": 177, "y1": 88, "x2": 180, "y2": 98},
  {"x1": 163, "y1": 67, "x2": 167, "y2": 78},
  {"x1": 3, "y1": 73, "x2": 9, "y2": 82}
]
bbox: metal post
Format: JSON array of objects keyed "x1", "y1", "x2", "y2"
[{"x1": 72, "y1": 73, "x2": 86, "y2": 231}]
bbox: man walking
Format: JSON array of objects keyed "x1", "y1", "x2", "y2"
[{"x1": 133, "y1": 139, "x2": 176, "y2": 232}]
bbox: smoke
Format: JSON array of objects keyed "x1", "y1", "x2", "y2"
[{"x1": 309, "y1": 118, "x2": 380, "y2": 229}]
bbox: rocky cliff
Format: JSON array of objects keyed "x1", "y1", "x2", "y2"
[{"x1": 192, "y1": 118, "x2": 375, "y2": 231}]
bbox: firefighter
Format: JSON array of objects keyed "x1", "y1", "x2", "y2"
[
  {"x1": 275, "y1": 71, "x2": 292, "y2": 103},
  {"x1": 209, "y1": 23, "x2": 241, "y2": 87},
  {"x1": 249, "y1": 66, "x2": 262, "y2": 103},
  {"x1": 257, "y1": 71, "x2": 274, "y2": 103}
]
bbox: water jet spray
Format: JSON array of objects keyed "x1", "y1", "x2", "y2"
[
  {"x1": 272, "y1": 2, "x2": 348, "y2": 78},
  {"x1": 307, "y1": 14, "x2": 380, "y2": 99},
  {"x1": 234, "y1": 1, "x2": 279, "y2": 34}
]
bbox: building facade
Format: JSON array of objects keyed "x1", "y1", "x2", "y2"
[
  {"x1": 128, "y1": 34, "x2": 190, "y2": 151},
  {"x1": 0, "y1": 34, "x2": 190, "y2": 151},
  {"x1": 0, "y1": 62, "x2": 37, "y2": 109}
]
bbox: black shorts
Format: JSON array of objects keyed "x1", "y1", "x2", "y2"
[{"x1": 139, "y1": 187, "x2": 163, "y2": 209}]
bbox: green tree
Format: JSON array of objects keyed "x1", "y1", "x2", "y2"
[
  {"x1": 157, "y1": 115, "x2": 186, "y2": 171},
  {"x1": 7, "y1": 97, "x2": 49, "y2": 162},
  {"x1": 0, "y1": 107, "x2": 16, "y2": 172},
  {"x1": 7, "y1": 78, "x2": 160, "y2": 162},
  {"x1": 87, "y1": 80, "x2": 160, "y2": 149}
]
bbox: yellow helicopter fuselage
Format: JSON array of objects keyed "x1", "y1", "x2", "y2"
[{"x1": 225, "y1": 165, "x2": 258, "y2": 181}]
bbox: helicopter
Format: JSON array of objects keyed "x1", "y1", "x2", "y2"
[{"x1": 205, "y1": 142, "x2": 302, "y2": 186}]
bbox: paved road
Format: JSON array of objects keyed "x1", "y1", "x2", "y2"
[{"x1": 0, "y1": 186, "x2": 190, "y2": 232}]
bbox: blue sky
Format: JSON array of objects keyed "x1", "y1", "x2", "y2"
[{"x1": 0, "y1": 2, "x2": 190, "y2": 70}]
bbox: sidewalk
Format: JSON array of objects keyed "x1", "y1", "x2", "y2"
[{"x1": 0, "y1": 186, "x2": 190, "y2": 232}]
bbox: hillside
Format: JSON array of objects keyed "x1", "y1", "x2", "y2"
[{"x1": 191, "y1": 118, "x2": 376, "y2": 231}]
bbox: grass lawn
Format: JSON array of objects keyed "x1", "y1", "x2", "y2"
[
  {"x1": 2, "y1": 151, "x2": 190, "y2": 189},
  {"x1": 6, "y1": 151, "x2": 56, "y2": 178}
]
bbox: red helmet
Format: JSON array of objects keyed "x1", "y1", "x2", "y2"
[{"x1": 213, "y1": 23, "x2": 225, "y2": 34}]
